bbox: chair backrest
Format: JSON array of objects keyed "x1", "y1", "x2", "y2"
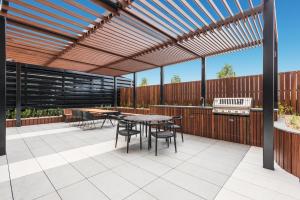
[
  {"x1": 150, "y1": 120, "x2": 169, "y2": 132},
  {"x1": 116, "y1": 114, "x2": 125, "y2": 120},
  {"x1": 173, "y1": 115, "x2": 183, "y2": 125},
  {"x1": 118, "y1": 119, "x2": 137, "y2": 130},
  {"x1": 114, "y1": 111, "x2": 121, "y2": 116},
  {"x1": 63, "y1": 109, "x2": 72, "y2": 115},
  {"x1": 72, "y1": 110, "x2": 83, "y2": 119},
  {"x1": 82, "y1": 111, "x2": 94, "y2": 121}
]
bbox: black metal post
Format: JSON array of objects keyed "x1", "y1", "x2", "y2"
[
  {"x1": 62, "y1": 72, "x2": 65, "y2": 106},
  {"x1": 113, "y1": 76, "x2": 118, "y2": 108},
  {"x1": 16, "y1": 63, "x2": 21, "y2": 127},
  {"x1": 263, "y1": 0, "x2": 275, "y2": 170},
  {"x1": 274, "y1": 37, "x2": 278, "y2": 109},
  {"x1": 201, "y1": 57, "x2": 206, "y2": 106},
  {"x1": 133, "y1": 72, "x2": 136, "y2": 108},
  {"x1": 0, "y1": 16, "x2": 6, "y2": 156},
  {"x1": 160, "y1": 66, "x2": 164, "y2": 105}
]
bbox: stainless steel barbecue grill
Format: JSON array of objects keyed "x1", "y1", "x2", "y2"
[{"x1": 212, "y1": 98, "x2": 252, "y2": 116}]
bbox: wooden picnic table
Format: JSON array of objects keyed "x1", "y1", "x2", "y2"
[
  {"x1": 75, "y1": 108, "x2": 119, "y2": 128},
  {"x1": 79, "y1": 108, "x2": 119, "y2": 115}
]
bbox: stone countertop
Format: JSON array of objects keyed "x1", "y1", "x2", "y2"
[
  {"x1": 151, "y1": 105, "x2": 264, "y2": 111},
  {"x1": 151, "y1": 105, "x2": 213, "y2": 109},
  {"x1": 150, "y1": 105, "x2": 278, "y2": 113},
  {"x1": 274, "y1": 118, "x2": 300, "y2": 135}
]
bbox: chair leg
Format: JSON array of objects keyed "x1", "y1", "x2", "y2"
[
  {"x1": 127, "y1": 135, "x2": 130, "y2": 153},
  {"x1": 148, "y1": 135, "x2": 151, "y2": 150},
  {"x1": 140, "y1": 133, "x2": 142, "y2": 150},
  {"x1": 167, "y1": 138, "x2": 169, "y2": 147},
  {"x1": 101, "y1": 118, "x2": 106, "y2": 128},
  {"x1": 148, "y1": 136, "x2": 150, "y2": 150},
  {"x1": 181, "y1": 128, "x2": 184, "y2": 142},
  {"x1": 155, "y1": 137, "x2": 158, "y2": 156},
  {"x1": 149, "y1": 133, "x2": 152, "y2": 148},
  {"x1": 174, "y1": 135, "x2": 177, "y2": 153},
  {"x1": 145, "y1": 123, "x2": 148, "y2": 137},
  {"x1": 115, "y1": 133, "x2": 119, "y2": 148},
  {"x1": 115, "y1": 126, "x2": 119, "y2": 148},
  {"x1": 109, "y1": 118, "x2": 114, "y2": 127}
]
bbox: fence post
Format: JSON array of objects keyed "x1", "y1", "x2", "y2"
[
  {"x1": 114, "y1": 76, "x2": 118, "y2": 108},
  {"x1": 133, "y1": 72, "x2": 137, "y2": 108},
  {"x1": 0, "y1": 16, "x2": 6, "y2": 156},
  {"x1": 201, "y1": 57, "x2": 206, "y2": 105},
  {"x1": 16, "y1": 63, "x2": 21, "y2": 127},
  {"x1": 160, "y1": 66, "x2": 164, "y2": 105},
  {"x1": 263, "y1": 0, "x2": 275, "y2": 170}
]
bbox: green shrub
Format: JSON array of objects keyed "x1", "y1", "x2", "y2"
[
  {"x1": 6, "y1": 108, "x2": 63, "y2": 119},
  {"x1": 285, "y1": 115, "x2": 300, "y2": 130},
  {"x1": 278, "y1": 103, "x2": 294, "y2": 116}
]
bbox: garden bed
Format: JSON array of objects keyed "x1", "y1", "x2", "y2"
[{"x1": 274, "y1": 119, "x2": 300, "y2": 178}]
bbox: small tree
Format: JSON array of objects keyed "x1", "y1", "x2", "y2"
[
  {"x1": 171, "y1": 75, "x2": 181, "y2": 83},
  {"x1": 217, "y1": 64, "x2": 236, "y2": 78},
  {"x1": 140, "y1": 77, "x2": 148, "y2": 86}
]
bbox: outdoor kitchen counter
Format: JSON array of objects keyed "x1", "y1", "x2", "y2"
[
  {"x1": 152, "y1": 105, "x2": 213, "y2": 109},
  {"x1": 149, "y1": 105, "x2": 263, "y2": 147},
  {"x1": 152, "y1": 105, "x2": 263, "y2": 111},
  {"x1": 274, "y1": 119, "x2": 300, "y2": 178}
]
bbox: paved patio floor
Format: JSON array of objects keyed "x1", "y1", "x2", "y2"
[{"x1": 0, "y1": 122, "x2": 299, "y2": 200}]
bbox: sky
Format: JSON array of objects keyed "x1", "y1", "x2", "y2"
[{"x1": 125, "y1": 0, "x2": 300, "y2": 85}]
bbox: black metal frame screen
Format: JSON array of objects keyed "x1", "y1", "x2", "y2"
[{"x1": 6, "y1": 61, "x2": 131, "y2": 109}]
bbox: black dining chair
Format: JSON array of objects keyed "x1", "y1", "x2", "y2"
[
  {"x1": 100, "y1": 113, "x2": 115, "y2": 128},
  {"x1": 81, "y1": 111, "x2": 98, "y2": 129},
  {"x1": 168, "y1": 115, "x2": 184, "y2": 142},
  {"x1": 115, "y1": 119, "x2": 142, "y2": 153},
  {"x1": 150, "y1": 121, "x2": 177, "y2": 156},
  {"x1": 71, "y1": 109, "x2": 83, "y2": 127}
]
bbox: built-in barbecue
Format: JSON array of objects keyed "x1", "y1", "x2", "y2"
[{"x1": 212, "y1": 98, "x2": 252, "y2": 116}]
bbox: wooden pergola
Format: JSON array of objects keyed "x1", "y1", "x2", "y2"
[
  {"x1": 0, "y1": 0, "x2": 277, "y2": 170},
  {"x1": 1, "y1": 0, "x2": 264, "y2": 76}
]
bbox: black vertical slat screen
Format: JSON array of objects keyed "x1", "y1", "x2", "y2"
[
  {"x1": 6, "y1": 64, "x2": 16, "y2": 108},
  {"x1": 6, "y1": 62, "x2": 132, "y2": 109}
]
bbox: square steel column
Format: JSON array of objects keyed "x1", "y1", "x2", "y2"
[
  {"x1": 16, "y1": 63, "x2": 21, "y2": 127},
  {"x1": 0, "y1": 16, "x2": 6, "y2": 156},
  {"x1": 160, "y1": 66, "x2": 164, "y2": 105},
  {"x1": 274, "y1": 38, "x2": 278, "y2": 109},
  {"x1": 133, "y1": 72, "x2": 137, "y2": 108},
  {"x1": 263, "y1": 0, "x2": 275, "y2": 170},
  {"x1": 201, "y1": 57, "x2": 206, "y2": 106},
  {"x1": 113, "y1": 76, "x2": 118, "y2": 108}
]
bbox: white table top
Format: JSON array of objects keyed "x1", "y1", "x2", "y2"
[{"x1": 124, "y1": 114, "x2": 172, "y2": 122}]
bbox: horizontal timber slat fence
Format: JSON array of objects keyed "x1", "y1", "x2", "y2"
[{"x1": 120, "y1": 71, "x2": 300, "y2": 114}]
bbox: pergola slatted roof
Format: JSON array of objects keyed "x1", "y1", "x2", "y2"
[{"x1": 1, "y1": 0, "x2": 266, "y2": 76}]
